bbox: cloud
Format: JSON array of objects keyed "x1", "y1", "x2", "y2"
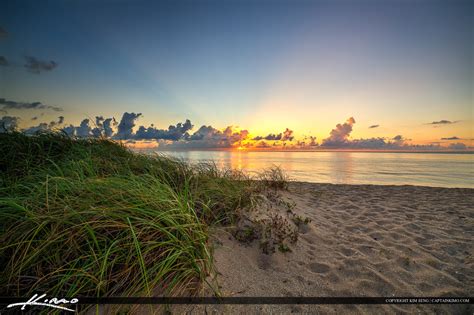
[
  {"x1": 0, "y1": 98, "x2": 62, "y2": 112},
  {"x1": 321, "y1": 117, "x2": 356, "y2": 147},
  {"x1": 24, "y1": 56, "x2": 58, "y2": 74},
  {"x1": 92, "y1": 116, "x2": 117, "y2": 138},
  {"x1": 178, "y1": 125, "x2": 248, "y2": 148},
  {"x1": 23, "y1": 123, "x2": 50, "y2": 135},
  {"x1": 64, "y1": 119, "x2": 92, "y2": 137},
  {"x1": 341, "y1": 137, "x2": 389, "y2": 149},
  {"x1": 253, "y1": 134, "x2": 278, "y2": 141},
  {"x1": 307, "y1": 136, "x2": 318, "y2": 146},
  {"x1": 135, "y1": 119, "x2": 193, "y2": 141},
  {"x1": 255, "y1": 141, "x2": 271, "y2": 148},
  {"x1": 7, "y1": 110, "x2": 469, "y2": 151},
  {"x1": 448, "y1": 143, "x2": 467, "y2": 150},
  {"x1": 0, "y1": 56, "x2": 8, "y2": 66},
  {"x1": 102, "y1": 118, "x2": 117, "y2": 138},
  {"x1": 282, "y1": 128, "x2": 294, "y2": 141},
  {"x1": 76, "y1": 119, "x2": 92, "y2": 137},
  {"x1": 252, "y1": 128, "x2": 294, "y2": 141},
  {"x1": 441, "y1": 136, "x2": 461, "y2": 140},
  {"x1": 0, "y1": 116, "x2": 19, "y2": 132},
  {"x1": 319, "y1": 117, "x2": 427, "y2": 149},
  {"x1": 115, "y1": 112, "x2": 142, "y2": 139},
  {"x1": 297, "y1": 136, "x2": 318, "y2": 147},
  {"x1": 47, "y1": 116, "x2": 65, "y2": 128},
  {"x1": 156, "y1": 125, "x2": 249, "y2": 149},
  {"x1": 21, "y1": 116, "x2": 65, "y2": 134},
  {"x1": 369, "y1": 124, "x2": 379, "y2": 129},
  {"x1": 62, "y1": 118, "x2": 97, "y2": 137},
  {"x1": 63, "y1": 125, "x2": 75, "y2": 136},
  {"x1": 426, "y1": 120, "x2": 459, "y2": 125},
  {"x1": 0, "y1": 27, "x2": 7, "y2": 38}
]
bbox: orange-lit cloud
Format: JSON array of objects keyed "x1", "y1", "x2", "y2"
[{"x1": 2, "y1": 112, "x2": 472, "y2": 151}]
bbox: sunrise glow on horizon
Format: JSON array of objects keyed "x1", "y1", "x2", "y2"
[{"x1": 1, "y1": 0, "x2": 472, "y2": 150}]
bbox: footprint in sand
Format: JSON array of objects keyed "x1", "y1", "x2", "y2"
[
  {"x1": 309, "y1": 262, "x2": 331, "y2": 274},
  {"x1": 340, "y1": 247, "x2": 355, "y2": 257}
]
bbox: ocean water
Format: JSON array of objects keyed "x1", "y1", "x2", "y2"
[{"x1": 146, "y1": 151, "x2": 473, "y2": 188}]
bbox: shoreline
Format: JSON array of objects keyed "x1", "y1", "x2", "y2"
[
  {"x1": 134, "y1": 147, "x2": 474, "y2": 154},
  {"x1": 288, "y1": 180, "x2": 474, "y2": 190}
]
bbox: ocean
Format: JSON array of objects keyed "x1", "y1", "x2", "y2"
[{"x1": 144, "y1": 150, "x2": 473, "y2": 188}]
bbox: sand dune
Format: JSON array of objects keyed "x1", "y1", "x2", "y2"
[{"x1": 187, "y1": 183, "x2": 473, "y2": 314}]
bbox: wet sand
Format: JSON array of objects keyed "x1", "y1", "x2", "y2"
[{"x1": 189, "y1": 182, "x2": 473, "y2": 314}]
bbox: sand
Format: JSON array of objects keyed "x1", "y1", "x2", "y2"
[{"x1": 184, "y1": 182, "x2": 473, "y2": 314}]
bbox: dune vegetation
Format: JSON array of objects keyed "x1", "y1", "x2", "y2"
[{"x1": 0, "y1": 132, "x2": 291, "y2": 312}]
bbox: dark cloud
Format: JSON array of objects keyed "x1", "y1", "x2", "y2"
[
  {"x1": 392, "y1": 135, "x2": 404, "y2": 141},
  {"x1": 441, "y1": 136, "x2": 460, "y2": 140},
  {"x1": 0, "y1": 116, "x2": 19, "y2": 132},
  {"x1": 321, "y1": 117, "x2": 356, "y2": 147},
  {"x1": 48, "y1": 116, "x2": 65, "y2": 128},
  {"x1": 252, "y1": 128, "x2": 294, "y2": 141},
  {"x1": 189, "y1": 125, "x2": 217, "y2": 141},
  {"x1": 0, "y1": 98, "x2": 62, "y2": 112},
  {"x1": 115, "y1": 112, "x2": 142, "y2": 139},
  {"x1": 0, "y1": 56, "x2": 8, "y2": 66},
  {"x1": 426, "y1": 120, "x2": 459, "y2": 125},
  {"x1": 91, "y1": 116, "x2": 117, "y2": 138},
  {"x1": 135, "y1": 119, "x2": 193, "y2": 141},
  {"x1": 253, "y1": 134, "x2": 279, "y2": 141},
  {"x1": 24, "y1": 56, "x2": 58, "y2": 74},
  {"x1": 369, "y1": 124, "x2": 379, "y2": 129}
]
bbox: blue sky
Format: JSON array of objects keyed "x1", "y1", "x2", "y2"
[{"x1": 1, "y1": 0, "x2": 472, "y2": 148}]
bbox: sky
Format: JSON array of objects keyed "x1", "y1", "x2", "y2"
[{"x1": 0, "y1": 0, "x2": 473, "y2": 150}]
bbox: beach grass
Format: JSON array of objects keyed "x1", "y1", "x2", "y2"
[{"x1": 0, "y1": 132, "x2": 272, "y2": 310}]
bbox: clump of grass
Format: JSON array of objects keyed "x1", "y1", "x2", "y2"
[
  {"x1": 257, "y1": 166, "x2": 289, "y2": 190},
  {"x1": 0, "y1": 131, "x2": 263, "y2": 310},
  {"x1": 1, "y1": 175, "x2": 210, "y2": 298}
]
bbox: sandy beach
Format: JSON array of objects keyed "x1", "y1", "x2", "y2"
[{"x1": 188, "y1": 182, "x2": 473, "y2": 314}]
